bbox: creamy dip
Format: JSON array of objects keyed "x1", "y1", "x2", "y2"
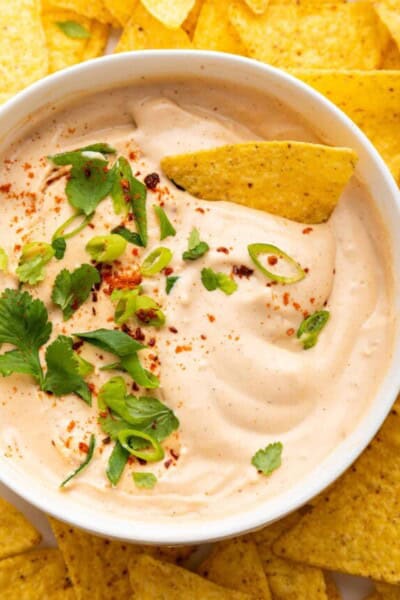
[{"x1": 0, "y1": 79, "x2": 394, "y2": 521}]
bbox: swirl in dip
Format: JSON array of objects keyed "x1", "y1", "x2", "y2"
[{"x1": 0, "y1": 78, "x2": 394, "y2": 521}]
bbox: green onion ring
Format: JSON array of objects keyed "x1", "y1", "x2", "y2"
[
  {"x1": 141, "y1": 247, "x2": 173, "y2": 277},
  {"x1": 248, "y1": 243, "x2": 305, "y2": 284},
  {"x1": 117, "y1": 429, "x2": 164, "y2": 462}
]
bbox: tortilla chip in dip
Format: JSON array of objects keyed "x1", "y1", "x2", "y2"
[
  {"x1": 194, "y1": 0, "x2": 247, "y2": 54},
  {"x1": 228, "y1": 1, "x2": 387, "y2": 69},
  {"x1": 115, "y1": 3, "x2": 192, "y2": 52},
  {"x1": 0, "y1": 548, "x2": 75, "y2": 599},
  {"x1": 161, "y1": 141, "x2": 357, "y2": 224},
  {"x1": 141, "y1": 0, "x2": 195, "y2": 29},
  {"x1": 0, "y1": 496, "x2": 41, "y2": 560},
  {"x1": 274, "y1": 399, "x2": 400, "y2": 584},
  {"x1": 0, "y1": 0, "x2": 48, "y2": 99},
  {"x1": 129, "y1": 554, "x2": 253, "y2": 599},
  {"x1": 198, "y1": 537, "x2": 272, "y2": 599},
  {"x1": 293, "y1": 69, "x2": 400, "y2": 183}
]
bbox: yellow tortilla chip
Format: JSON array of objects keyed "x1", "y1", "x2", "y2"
[
  {"x1": 0, "y1": 0, "x2": 48, "y2": 98},
  {"x1": 42, "y1": 0, "x2": 117, "y2": 26},
  {"x1": 103, "y1": 0, "x2": 137, "y2": 25},
  {"x1": 229, "y1": 1, "x2": 386, "y2": 69},
  {"x1": 274, "y1": 398, "x2": 400, "y2": 584},
  {"x1": 115, "y1": 3, "x2": 192, "y2": 52},
  {"x1": 81, "y1": 21, "x2": 109, "y2": 61},
  {"x1": 50, "y1": 518, "x2": 194, "y2": 599},
  {"x1": 293, "y1": 69, "x2": 400, "y2": 184},
  {"x1": 193, "y1": 0, "x2": 247, "y2": 54},
  {"x1": 381, "y1": 39, "x2": 400, "y2": 68},
  {"x1": 161, "y1": 141, "x2": 357, "y2": 224},
  {"x1": 141, "y1": 0, "x2": 195, "y2": 29},
  {"x1": 182, "y1": 0, "x2": 205, "y2": 38},
  {"x1": 0, "y1": 548, "x2": 75, "y2": 599},
  {"x1": 129, "y1": 554, "x2": 253, "y2": 599},
  {"x1": 375, "y1": 1, "x2": 400, "y2": 53},
  {"x1": 0, "y1": 496, "x2": 41, "y2": 560},
  {"x1": 375, "y1": 583, "x2": 400, "y2": 599},
  {"x1": 244, "y1": 0, "x2": 269, "y2": 15},
  {"x1": 198, "y1": 537, "x2": 272, "y2": 599},
  {"x1": 324, "y1": 574, "x2": 341, "y2": 600}
]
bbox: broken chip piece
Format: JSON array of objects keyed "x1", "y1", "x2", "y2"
[{"x1": 0, "y1": 496, "x2": 41, "y2": 560}]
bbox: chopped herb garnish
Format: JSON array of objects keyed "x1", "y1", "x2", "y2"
[
  {"x1": 0, "y1": 247, "x2": 8, "y2": 272},
  {"x1": 201, "y1": 268, "x2": 238, "y2": 295},
  {"x1": 49, "y1": 144, "x2": 116, "y2": 165},
  {"x1": 141, "y1": 247, "x2": 173, "y2": 277},
  {"x1": 111, "y1": 157, "x2": 148, "y2": 246},
  {"x1": 135, "y1": 295, "x2": 166, "y2": 328},
  {"x1": 111, "y1": 288, "x2": 141, "y2": 325},
  {"x1": 43, "y1": 335, "x2": 92, "y2": 404},
  {"x1": 75, "y1": 353, "x2": 94, "y2": 377},
  {"x1": 297, "y1": 310, "x2": 330, "y2": 349},
  {"x1": 56, "y1": 20, "x2": 91, "y2": 39},
  {"x1": 52, "y1": 237, "x2": 67, "y2": 260},
  {"x1": 75, "y1": 328, "x2": 145, "y2": 356},
  {"x1": 153, "y1": 205, "x2": 176, "y2": 240},
  {"x1": 120, "y1": 353, "x2": 160, "y2": 389},
  {"x1": 106, "y1": 442, "x2": 129, "y2": 486},
  {"x1": 52, "y1": 264, "x2": 100, "y2": 320},
  {"x1": 166, "y1": 275, "x2": 179, "y2": 294},
  {"x1": 85, "y1": 234, "x2": 127, "y2": 262},
  {"x1": 52, "y1": 211, "x2": 95, "y2": 241},
  {"x1": 16, "y1": 242, "x2": 55, "y2": 285},
  {"x1": 111, "y1": 289, "x2": 165, "y2": 328},
  {"x1": 117, "y1": 429, "x2": 164, "y2": 462},
  {"x1": 252, "y1": 442, "x2": 283, "y2": 476},
  {"x1": 133, "y1": 472, "x2": 157, "y2": 489},
  {"x1": 111, "y1": 225, "x2": 143, "y2": 247},
  {"x1": 60, "y1": 434, "x2": 96, "y2": 488},
  {"x1": 0, "y1": 289, "x2": 52, "y2": 387},
  {"x1": 182, "y1": 227, "x2": 209, "y2": 261},
  {"x1": 248, "y1": 243, "x2": 305, "y2": 284}
]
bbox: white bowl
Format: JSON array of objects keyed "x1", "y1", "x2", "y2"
[{"x1": 0, "y1": 51, "x2": 399, "y2": 546}]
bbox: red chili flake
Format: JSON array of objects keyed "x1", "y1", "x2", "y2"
[
  {"x1": 175, "y1": 345, "x2": 192, "y2": 353},
  {"x1": 302, "y1": 227, "x2": 313, "y2": 234},
  {"x1": 133, "y1": 327, "x2": 145, "y2": 342},
  {"x1": 268, "y1": 255, "x2": 278, "y2": 266},
  {"x1": 303, "y1": 310, "x2": 309, "y2": 318},
  {"x1": 67, "y1": 421, "x2": 76, "y2": 432},
  {"x1": 293, "y1": 302, "x2": 301, "y2": 311},
  {"x1": 28, "y1": 172, "x2": 34, "y2": 179},
  {"x1": 164, "y1": 266, "x2": 174, "y2": 276},
  {"x1": 286, "y1": 328, "x2": 295, "y2": 336},
  {"x1": 169, "y1": 326, "x2": 178, "y2": 334},
  {"x1": 164, "y1": 459, "x2": 173, "y2": 469},
  {"x1": 0, "y1": 183, "x2": 11, "y2": 193},
  {"x1": 129, "y1": 151, "x2": 136, "y2": 160},
  {"x1": 144, "y1": 172, "x2": 160, "y2": 190},
  {"x1": 14, "y1": 244, "x2": 21, "y2": 252},
  {"x1": 170, "y1": 449, "x2": 180, "y2": 460},
  {"x1": 207, "y1": 314, "x2": 215, "y2": 322},
  {"x1": 304, "y1": 267, "x2": 309, "y2": 274},
  {"x1": 283, "y1": 292, "x2": 290, "y2": 306},
  {"x1": 131, "y1": 382, "x2": 139, "y2": 392},
  {"x1": 232, "y1": 265, "x2": 254, "y2": 279},
  {"x1": 136, "y1": 308, "x2": 158, "y2": 324},
  {"x1": 79, "y1": 442, "x2": 89, "y2": 454},
  {"x1": 88, "y1": 383, "x2": 96, "y2": 394},
  {"x1": 195, "y1": 207, "x2": 205, "y2": 214},
  {"x1": 102, "y1": 437, "x2": 111, "y2": 445},
  {"x1": 73, "y1": 339, "x2": 84, "y2": 351},
  {"x1": 23, "y1": 162, "x2": 32, "y2": 171},
  {"x1": 148, "y1": 337, "x2": 156, "y2": 347},
  {"x1": 99, "y1": 411, "x2": 108, "y2": 419},
  {"x1": 310, "y1": 297, "x2": 315, "y2": 304},
  {"x1": 200, "y1": 334, "x2": 207, "y2": 340},
  {"x1": 217, "y1": 247, "x2": 229, "y2": 254}
]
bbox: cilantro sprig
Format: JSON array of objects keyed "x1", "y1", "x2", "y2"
[
  {"x1": 201, "y1": 267, "x2": 238, "y2": 295},
  {"x1": 182, "y1": 228, "x2": 209, "y2": 261},
  {"x1": 60, "y1": 434, "x2": 96, "y2": 488},
  {"x1": 111, "y1": 157, "x2": 148, "y2": 246},
  {"x1": 51, "y1": 264, "x2": 100, "y2": 320},
  {"x1": 252, "y1": 442, "x2": 283, "y2": 476}
]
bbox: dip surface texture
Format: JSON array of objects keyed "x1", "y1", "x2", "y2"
[{"x1": 0, "y1": 79, "x2": 394, "y2": 521}]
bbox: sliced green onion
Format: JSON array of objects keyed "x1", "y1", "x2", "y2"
[
  {"x1": 120, "y1": 353, "x2": 160, "y2": 389},
  {"x1": 297, "y1": 310, "x2": 330, "y2": 349},
  {"x1": 16, "y1": 242, "x2": 55, "y2": 285},
  {"x1": 111, "y1": 288, "x2": 141, "y2": 325},
  {"x1": 60, "y1": 434, "x2": 96, "y2": 487},
  {"x1": 133, "y1": 472, "x2": 157, "y2": 489},
  {"x1": 56, "y1": 20, "x2": 90, "y2": 39},
  {"x1": 0, "y1": 247, "x2": 8, "y2": 272},
  {"x1": 52, "y1": 211, "x2": 94, "y2": 242},
  {"x1": 135, "y1": 295, "x2": 166, "y2": 328},
  {"x1": 117, "y1": 429, "x2": 164, "y2": 462},
  {"x1": 248, "y1": 243, "x2": 305, "y2": 284},
  {"x1": 141, "y1": 247, "x2": 172, "y2": 277},
  {"x1": 86, "y1": 234, "x2": 127, "y2": 262},
  {"x1": 153, "y1": 205, "x2": 176, "y2": 240}
]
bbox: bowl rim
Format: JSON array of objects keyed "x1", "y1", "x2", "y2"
[{"x1": 0, "y1": 49, "x2": 400, "y2": 545}]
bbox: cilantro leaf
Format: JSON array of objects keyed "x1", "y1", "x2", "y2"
[
  {"x1": 43, "y1": 335, "x2": 92, "y2": 404},
  {"x1": 56, "y1": 20, "x2": 90, "y2": 39},
  {"x1": 106, "y1": 442, "x2": 129, "y2": 486},
  {"x1": 133, "y1": 472, "x2": 157, "y2": 489},
  {"x1": 60, "y1": 434, "x2": 96, "y2": 488},
  {"x1": 182, "y1": 228, "x2": 209, "y2": 261},
  {"x1": 76, "y1": 328, "x2": 146, "y2": 355},
  {"x1": 52, "y1": 237, "x2": 66, "y2": 260},
  {"x1": 201, "y1": 268, "x2": 237, "y2": 295},
  {"x1": 111, "y1": 225, "x2": 143, "y2": 247},
  {"x1": 49, "y1": 144, "x2": 116, "y2": 165},
  {"x1": 120, "y1": 353, "x2": 159, "y2": 389},
  {"x1": 0, "y1": 289, "x2": 52, "y2": 386},
  {"x1": 111, "y1": 157, "x2": 148, "y2": 246},
  {"x1": 52, "y1": 264, "x2": 100, "y2": 320},
  {"x1": 251, "y1": 442, "x2": 283, "y2": 476},
  {"x1": 297, "y1": 310, "x2": 330, "y2": 350},
  {"x1": 153, "y1": 205, "x2": 176, "y2": 240},
  {"x1": 166, "y1": 275, "x2": 179, "y2": 294},
  {"x1": 16, "y1": 242, "x2": 55, "y2": 285}
]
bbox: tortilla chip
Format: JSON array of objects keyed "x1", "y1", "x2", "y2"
[
  {"x1": 42, "y1": 0, "x2": 117, "y2": 25},
  {"x1": 274, "y1": 399, "x2": 400, "y2": 584},
  {"x1": 129, "y1": 554, "x2": 253, "y2": 599},
  {"x1": 115, "y1": 3, "x2": 192, "y2": 52},
  {"x1": 0, "y1": 548, "x2": 75, "y2": 599},
  {"x1": 381, "y1": 39, "x2": 400, "y2": 68},
  {"x1": 198, "y1": 537, "x2": 272, "y2": 599},
  {"x1": 293, "y1": 69, "x2": 400, "y2": 183},
  {"x1": 0, "y1": 496, "x2": 41, "y2": 560},
  {"x1": 0, "y1": 0, "x2": 48, "y2": 98},
  {"x1": 182, "y1": 0, "x2": 205, "y2": 38},
  {"x1": 229, "y1": 1, "x2": 387, "y2": 69},
  {"x1": 324, "y1": 574, "x2": 341, "y2": 600},
  {"x1": 141, "y1": 0, "x2": 195, "y2": 29},
  {"x1": 50, "y1": 518, "x2": 194, "y2": 599},
  {"x1": 244, "y1": 0, "x2": 269, "y2": 15},
  {"x1": 81, "y1": 21, "x2": 109, "y2": 61},
  {"x1": 193, "y1": 0, "x2": 247, "y2": 54},
  {"x1": 161, "y1": 141, "x2": 357, "y2": 224},
  {"x1": 375, "y1": 1, "x2": 400, "y2": 53},
  {"x1": 375, "y1": 583, "x2": 400, "y2": 599},
  {"x1": 103, "y1": 0, "x2": 137, "y2": 25}
]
